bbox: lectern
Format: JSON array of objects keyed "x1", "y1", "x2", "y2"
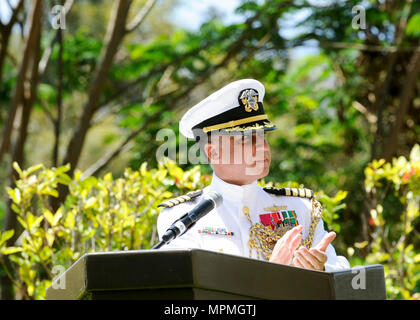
[{"x1": 46, "y1": 249, "x2": 386, "y2": 300}]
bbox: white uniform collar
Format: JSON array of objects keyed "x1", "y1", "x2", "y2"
[{"x1": 209, "y1": 172, "x2": 258, "y2": 205}]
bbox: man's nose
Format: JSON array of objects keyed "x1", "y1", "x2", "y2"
[{"x1": 254, "y1": 135, "x2": 267, "y2": 151}]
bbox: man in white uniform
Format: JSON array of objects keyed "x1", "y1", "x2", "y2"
[{"x1": 157, "y1": 79, "x2": 350, "y2": 272}]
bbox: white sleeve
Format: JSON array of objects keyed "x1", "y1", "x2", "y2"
[
  {"x1": 311, "y1": 218, "x2": 351, "y2": 272},
  {"x1": 156, "y1": 206, "x2": 202, "y2": 250}
]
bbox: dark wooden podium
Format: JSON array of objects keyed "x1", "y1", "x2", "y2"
[{"x1": 46, "y1": 249, "x2": 386, "y2": 300}]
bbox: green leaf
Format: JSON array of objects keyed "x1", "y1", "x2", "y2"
[
  {"x1": 27, "y1": 213, "x2": 44, "y2": 231},
  {"x1": 0, "y1": 230, "x2": 15, "y2": 246},
  {"x1": 84, "y1": 197, "x2": 97, "y2": 209},
  {"x1": 53, "y1": 208, "x2": 63, "y2": 226},
  {"x1": 57, "y1": 173, "x2": 73, "y2": 186},
  {"x1": 409, "y1": 144, "x2": 420, "y2": 162},
  {"x1": 17, "y1": 216, "x2": 28, "y2": 229},
  {"x1": 7, "y1": 188, "x2": 21, "y2": 205},
  {"x1": 25, "y1": 164, "x2": 43, "y2": 176},
  {"x1": 140, "y1": 162, "x2": 148, "y2": 176},
  {"x1": 80, "y1": 176, "x2": 98, "y2": 190},
  {"x1": 45, "y1": 230, "x2": 55, "y2": 247},
  {"x1": 334, "y1": 190, "x2": 348, "y2": 202},
  {"x1": 12, "y1": 162, "x2": 23, "y2": 177},
  {"x1": 1, "y1": 247, "x2": 24, "y2": 255},
  {"x1": 11, "y1": 203, "x2": 21, "y2": 214},
  {"x1": 43, "y1": 209, "x2": 55, "y2": 226},
  {"x1": 39, "y1": 246, "x2": 51, "y2": 260},
  {"x1": 65, "y1": 210, "x2": 76, "y2": 229},
  {"x1": 44, "y1": 189, "x2": 59, "y2": 198},
  {"x1": 406, "y1": 14, "x2": 420, "y2": 37},
  {"x1": 27, "y1": 284, "x2": 34, "y2": 297},
  {"x1": 38, "y1": 83, "x2": 56, "y2": 101}
]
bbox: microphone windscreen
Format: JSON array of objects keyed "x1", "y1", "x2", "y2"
[{"x1": 204, "y1": 191, "x2": 223, "y2": 208}]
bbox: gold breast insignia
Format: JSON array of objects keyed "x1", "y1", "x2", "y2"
[{"x1": 264, "y1": 205, "x2": 287, "y2": 212}]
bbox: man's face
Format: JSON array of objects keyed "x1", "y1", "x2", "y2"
[{"x1": 205, "y1": 131, "x2": 271, "y2": 185}]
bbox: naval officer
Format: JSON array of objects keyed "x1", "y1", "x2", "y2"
[{"x1": 157, "y1": 79, "x2": 350, "y2": 271}]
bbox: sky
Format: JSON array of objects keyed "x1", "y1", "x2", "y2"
[
  {"x1": 0, "y1": 0, "x2": 242, "y2": 27},
  {"x1": 0, "y1": 0, "x2": 317, "y2": 58},
  {"x1": 170, "y1": 0, "x2": 243, "y2": 31},
  {"x1": 0, "y1": 0, "x2": 16, "y2": 24},
  {"x1": 171, "y1": 0, "x2": 317, "y2": 58}
]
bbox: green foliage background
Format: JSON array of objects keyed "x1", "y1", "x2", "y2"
[
  {"x1": 0, "y1": 0, "x2": 419, "y2": 300},
  {"x1": 0, "y1": 146, "x2": 419, "y2": 299}
]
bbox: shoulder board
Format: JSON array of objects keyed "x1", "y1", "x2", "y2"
[
  {"x1": 263, "y1": 187, "x2": 313, "y2": 199},
  {"x1": 158, "y1": 190, "x2": 203, "y2": 208}
]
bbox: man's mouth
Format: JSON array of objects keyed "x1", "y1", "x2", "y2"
[{"x1": 253, "y1": 159, "x2": 269, "y2": 165}]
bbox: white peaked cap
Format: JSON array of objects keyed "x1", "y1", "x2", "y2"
[{"x1": 180, "y1": 79, "x2": 269, "y2": 139}]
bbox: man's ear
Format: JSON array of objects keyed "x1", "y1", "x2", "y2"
[{"x1": 204, "y1": 142, "x2": 219, "y2": 163}]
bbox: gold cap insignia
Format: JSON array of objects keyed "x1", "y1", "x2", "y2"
[{"x1": 239, "y1": 89, "x2": 259, "y2": 112}]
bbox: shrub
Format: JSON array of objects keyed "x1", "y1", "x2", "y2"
[
  {"x1": 0, "y1": 159, "x2": 208, "y2": 299},
  {"x1": 356, "y1": 144, "x2": 420, "y2": 299},
  {"x1": 0, "y1": 159, "x2": 348, "y2": 299}
]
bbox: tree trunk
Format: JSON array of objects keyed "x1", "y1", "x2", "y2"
[
  {"x1": 51, "y1": 0, "x2": 133, "y2": 211},
  {"x1": 53, "y1": 0, "x2": 156, "y2": 209},
  {"x1": 1, "y1": 0, "x2": 43, "y2": 300},
  {"x1": 53, "y1": 18, "x2": 64, "y2": 167},
  {"x1": 61, "y1": 0, "x2": 132, "y2": 172},
  {"x1": 0, "y1": 1, "x2": 40, "y2": 164},
  {"x1": 383, "y1": 51, "x2": 420, "y2": 161},
  {"x1": 0, "y1": 0, "x2": 24, "y2": 86}
]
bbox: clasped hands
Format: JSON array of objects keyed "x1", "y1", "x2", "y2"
[{"x1": 269, "y1": 225, "x2": 336, "y2": 271}]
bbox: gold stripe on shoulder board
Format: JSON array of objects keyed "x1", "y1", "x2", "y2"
[
  {"x1": 263, "y1": 186, "x2": 314, "y2": 199},
  {"x1": 158, "y1": 190, "x2": 203, "y2": 208}
]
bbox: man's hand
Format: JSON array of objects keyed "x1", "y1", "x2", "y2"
[
  {"x1": 269, "y1": 225, "x2": 303, "y2": 265},
  {"x1": 293, "y1": 232, "x2": 336, "y2": 271}
]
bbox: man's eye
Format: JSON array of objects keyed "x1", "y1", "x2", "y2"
[
  {"x1": 242, "y1": 137, "x2": 252, "y2": 144},
  {"x1": 234, "y1": 137, "x2": 246, "y2": 144}
]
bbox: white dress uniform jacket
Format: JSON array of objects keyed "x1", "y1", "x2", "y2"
[{"x1": 157, "y1": 173, "x2": 350, "y2": 272}]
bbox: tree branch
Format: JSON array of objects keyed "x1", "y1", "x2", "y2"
[
  {"x1": 38, "y1": 0, "x2": 74, "y2": 77},
  {"x1": 0, "y1": 0, "x2": 41, "y2": 164},
  {"x1": 53, "y1": 0, "x2": 135, "y2": 209},
  {"x1": 0, "y1": 0, "x2": 24, "y2": 85},
  {"x1": 370, "y1": 0, "x2": 413, "y2": 160},
  {"x1": 97, "y1": 37, "x2": 217, "y2": 110},
  {"x1": 36, "y1": 98, "x2": 55, "y2": 125},
  {"x1": 7, "y1": 0, "x2": 23, "y2": 25},
  {"x1": 83, "y1": 20, "x2": 260, "y2": 177},
  {"x1": 318, "y1": 41, "x2": 420, "y2": 53},
  {"x1": 53, "y1": 4, "x2": 64, "y2": 167},
  {"x1": 61, "y1": 0, "x2": 132, "y2": 172},
  {"x1": 125, "y1": 0, "x2": 157, "y2": 33}
]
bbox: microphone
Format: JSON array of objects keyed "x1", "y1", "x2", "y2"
[{"x1": 153, "y1": 191, "x2": 223, "y2": 249}]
